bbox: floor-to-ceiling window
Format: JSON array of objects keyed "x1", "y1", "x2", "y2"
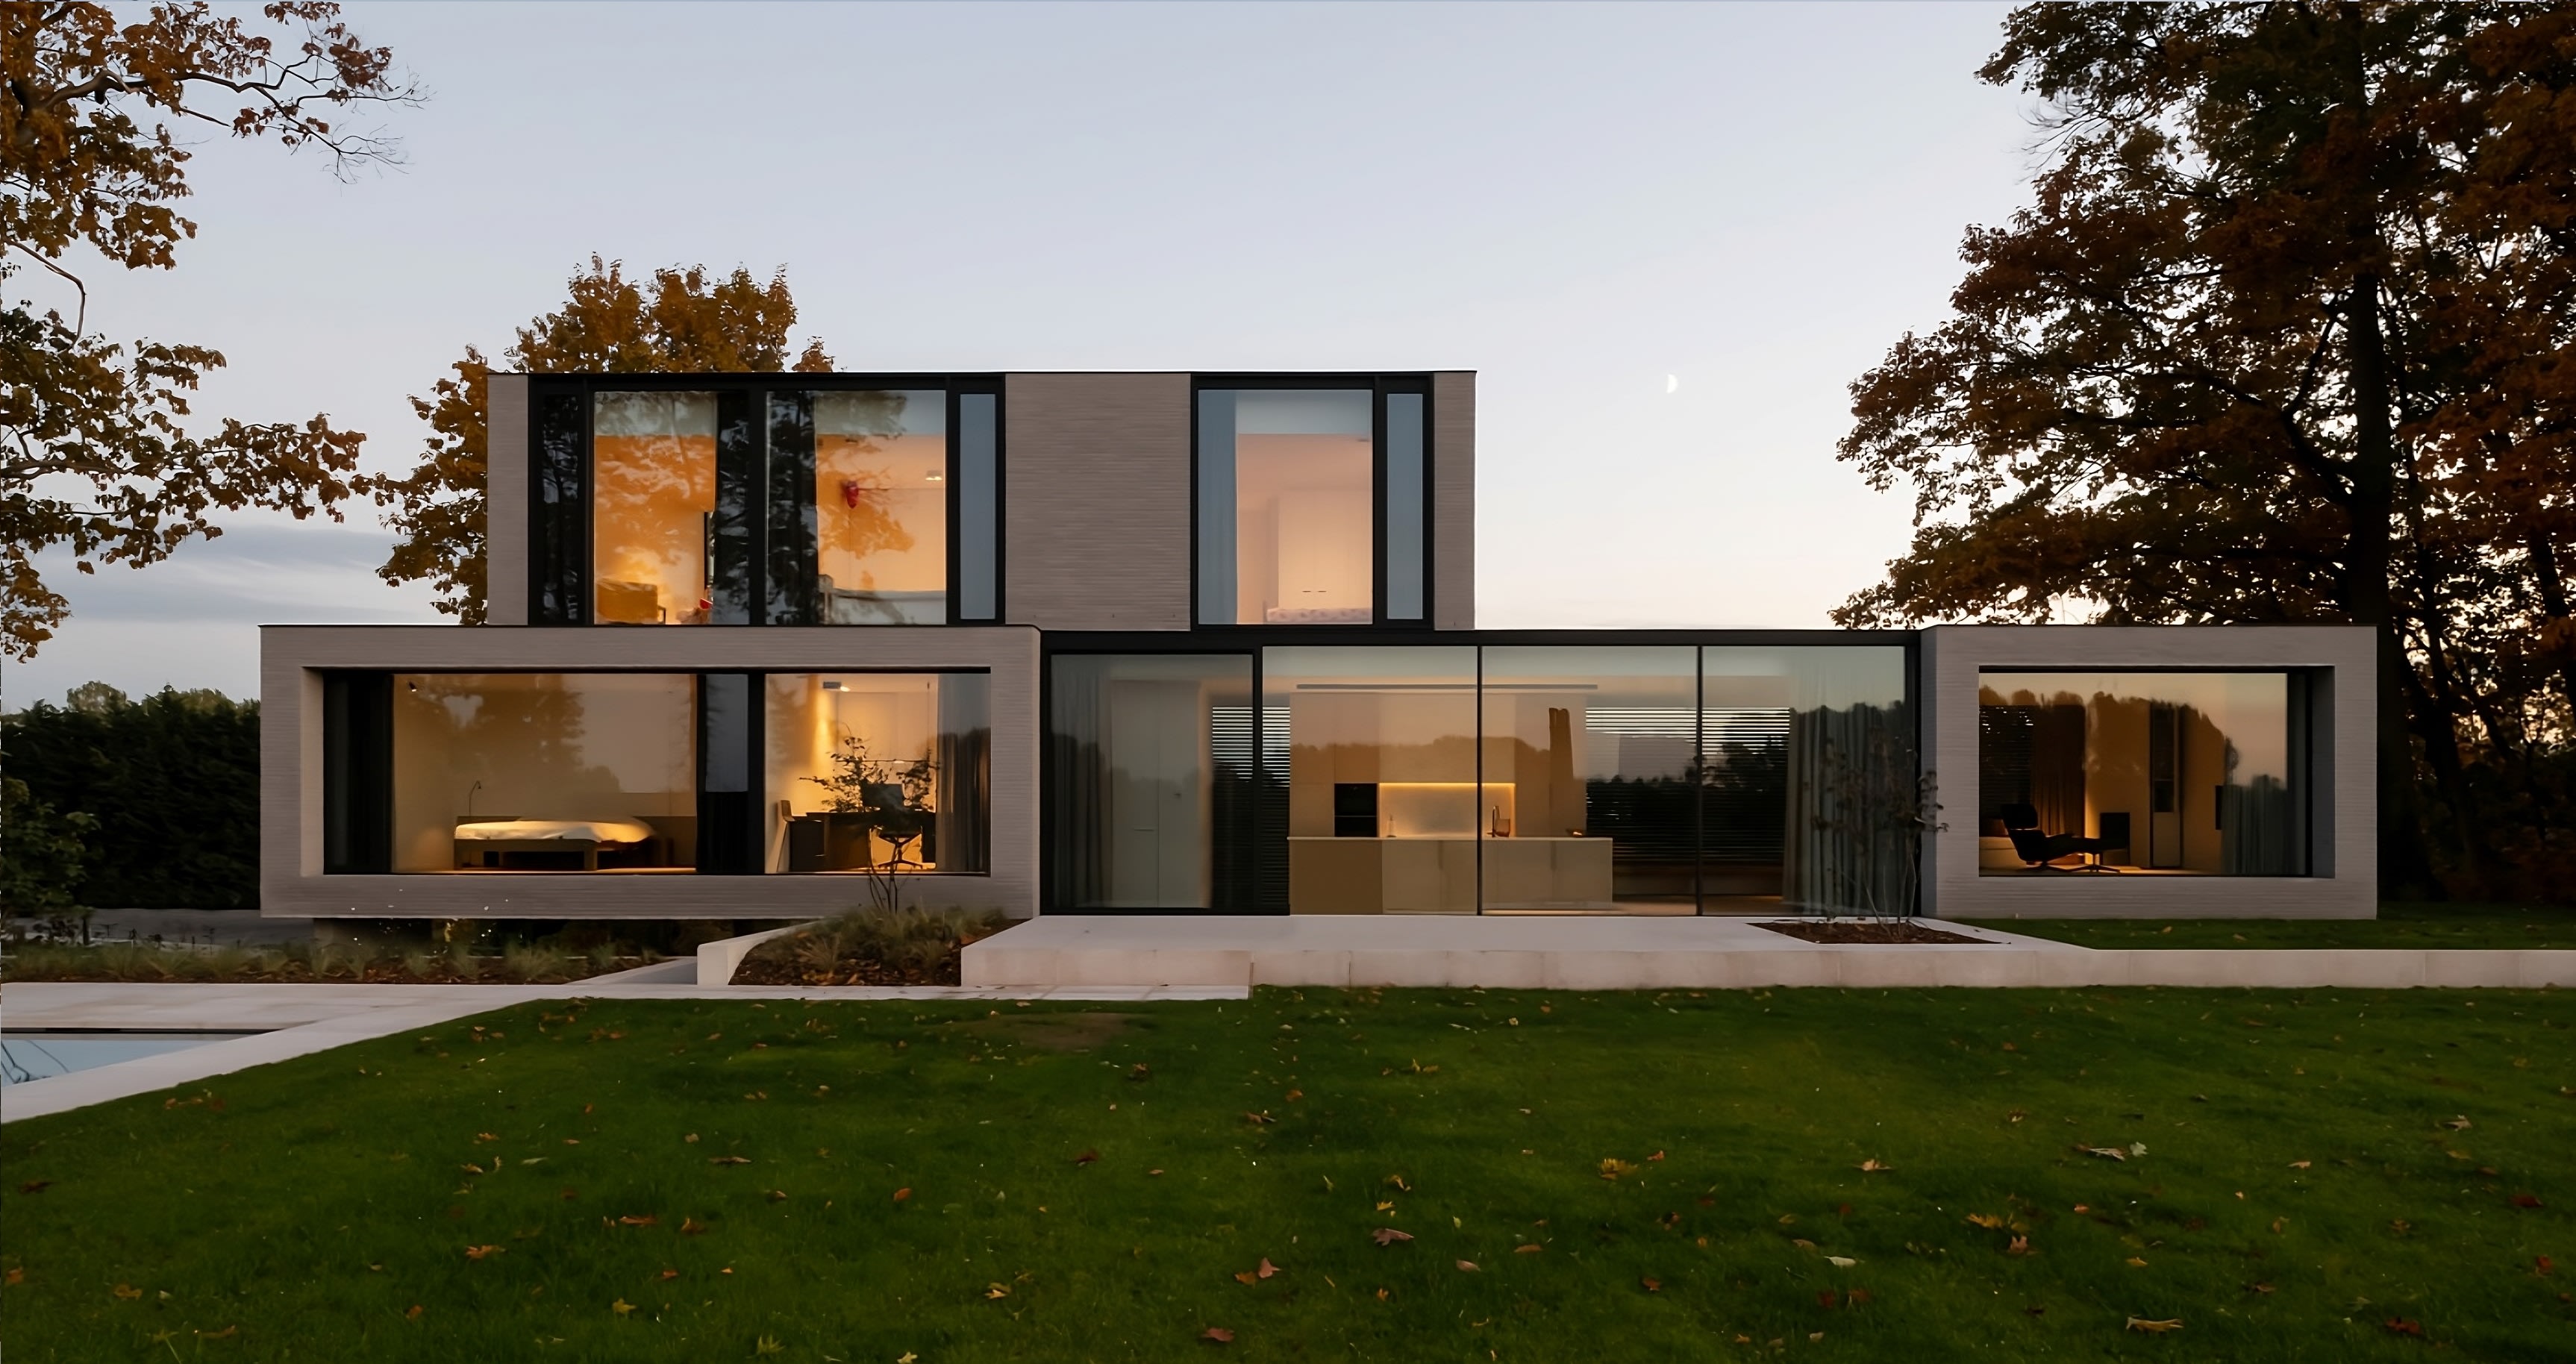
[
  {"x1": 591, "y1": 392, "x2": 726, "y2": 625},
  {"x1": 1262, "y1": 646, "x2": 1481, "y2": 913},
  {"x1": 1978, "y1": 671, "x2": 2307, "y2": 875},
  {"x1": 1703, "y1": 647, "x2": 1913, "y2": 915},
  {"x1": 1048, "y1": 654, "x2": 1258, "y2": 909},
  {"x1": 1195, "y1": 381, "x2": 1431, "y2": 627},
  {"x1": 1478, "y1": 647, "x2": 1698, "y2": 913}
]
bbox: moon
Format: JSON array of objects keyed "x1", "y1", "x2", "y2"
[{"x1": 1665, "y1": 374, "x2": 1678, "y2": 394}]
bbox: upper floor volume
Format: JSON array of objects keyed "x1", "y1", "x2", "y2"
[{"x1": 483, "y1": 372, "x2": 1478, "y2": 634}]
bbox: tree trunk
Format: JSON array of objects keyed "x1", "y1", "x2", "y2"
[{"x1": 2344, "y1": 273, "x2": 2442, "y2": 898}]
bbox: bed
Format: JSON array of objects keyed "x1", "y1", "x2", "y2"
[{"x1": 453, "y1": 817, "x2": 660, "y2": 870}]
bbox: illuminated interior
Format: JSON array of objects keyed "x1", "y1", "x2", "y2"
[
  {"x1": 390, "y1": 673, "x2": 697, "y2": 872},
  {"x1": 591, "y1": 392, "x2": 719, "y2": 625},
  {"x1": 1978, "y1": 671, "x2": 2306, "y2": 875},
  {"x1": 815, "y1": 391, "x2": 947, "y2": 625},
  {"x1": 764, "y1": 672, "x2": 990, "y2": 873},
  {"x1": 1201, "y1": 390, "x2": 1375, "y2": 625}
]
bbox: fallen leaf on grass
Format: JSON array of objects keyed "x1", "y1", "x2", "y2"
[
  {"x1": 611, "y1": 1299, "x2": 635, "y2": 1316},
  {"x1": 406, "y1": 1305, "x2": 423, "y2": 1319},
  {"x1": 1243, "y1": 1112, "x2": 1275, "y2": 1125},
  {"x1": 18, "y1": 1180, "x2": 51, "y2": 1195},
  {"x1": 2125, "y1": 1317, "x2": 2182, "y2": 1333},
  {"x1": 1457, "y1": 1260, "x2": 1479, "y2": 1272},
  {"x1": 1857, "y1": 1159, "x2": 1891, "y2": 1173},
  {"x1": 1256, "y1": 1258, "x2": 1278, "y2": 1279},
  {"x1": 681, "y1": 1218, "x2": 708, "y2": 1236},
  {"x1": 1640, "y1": 1276, "x2": 1660, "y2": 1292},
  {"x1": 1201, "y1": 1327, "x2": 1234, "y2": 1344},
  {"x1": 2081, "y1": 1147, "x2": 2127, "y2": 1161},
  {"x1": 2007, "y1": 1237, "x2": 2031, "y2": 1256},
  {"x1": 2248, "y1": 1282, "x2": 2275, "y2": 1294},
  {"x1": 985, "y1": 1283, "x2": 1010, "y2": 1300},
  {"x1": 2384, "y1": 1318, "x2": 2425, "y2": 1337},
  {"x1": 1372, "y1": 1228, "x2": 1413, "y2": 1246},
  {"x1": 1599, "y1": 1158, "x2": 1636, "y2": 1180},
  {"x1": 463, "y1": 1245, "x2": 502, "y2": 1260},
  {"x1": 1828, "y1": 1257, "x2": 1857, "y2": 1268},
  {"x1": 1966, "y1": 1213, "x2": 2005, "y2": 1230},
  {"x1": 196, "y1": 1326, "x2": 237, "y2": 1339},
  {"x1": 2536, "y1": 1256, "x2": 2553, "y2": 1276},
  {"x1": 2289, "y1": 1160, "x2": 2311, "y2": 1169},
  {"x1": 2442, "y1": 1116, "x2": 2471, "y2": 1131},
  {"x1": 1515, "y1": 1243, "x2": 1542, "y2": 1254},
  {"x1": 113, "y1": 1283, "x2": 142, "y2": 1301},
  {"x1": 4, "y1": 1268, "x2": 22, "y2": 1286},
  {"x1": 1285, "y1": 1089, "x2": 1303, "y2": 1102},
  {"x1": 708, "y1": 1156, "x2": 751, "y2": 1166},
  {"x1": 1072, "y1": 1150, "x2": 1100, "y2": 1166},
  {"x1": 2513, "y1": 1194, "x2": 2544, "y2": 1209},
  {"x1": 658, "y1": 1268, "x2": 679, "y2": 1281},
  {"x1": 2126, "y1": 1257, "x2": 2148, "y2": 1267},
  {"x1": 1793, "y1": 1239, "x2": 1816, "y2": 1250},
  {"x1": 618, "y1": 1215, "x2": 658, "y2": 1227},
  {"x1": 893, "y1": 1189, "x2": 911, "y2": 1202}
]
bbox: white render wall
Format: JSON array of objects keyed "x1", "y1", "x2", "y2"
[{"x1": 1919, "y1": 625, "x2": 2378, "y2": 919}]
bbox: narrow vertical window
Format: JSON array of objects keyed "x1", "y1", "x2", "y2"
[
  {"x1": 698, "y1": 673, "x2": 757, "y2": 872},
  {"x1": 957, "y1": 392, "x2": 999, "y2": 621},
  {"x1": 530, "y1": 390, "x2": 586, "y2": 624},
  {"x1": 765, "y1": 392, "x2": 818, "y2": 625},
  {"x1": 1384, "y1": 392, "x2": 1427, "y2": 621},
  {"x1": 1198, "y1": 388, "x2": 1374, "y2": 624},
  {"x1": 1195, "y1": 390, "x2": 1237, "y2": 624},
  {"x1": 815, "y1": 390, "x2": 948, "y2": 624}
]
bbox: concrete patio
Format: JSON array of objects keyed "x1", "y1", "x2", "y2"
[{"x1": 960, "y1": 913, "x2": 2576, "y2": 991}]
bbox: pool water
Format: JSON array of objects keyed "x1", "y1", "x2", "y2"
[{"x1": 0, "y1": 1033, "x2": 257, "y2": 1085}]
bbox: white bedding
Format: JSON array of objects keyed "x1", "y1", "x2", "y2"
[{"x1": 454, "y1": 818, "x2": 657, "y2": 845}]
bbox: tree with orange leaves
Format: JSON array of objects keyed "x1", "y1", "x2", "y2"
[
  {"x1": 367, "y1": 257, "x2": 834, "y2": 624},
  {"x1": 0, "y1": 1, "x2": 416, "y2": 658},
  {"x1": 1838, "y1": 1, "x2": 2576, "y2": 897}
]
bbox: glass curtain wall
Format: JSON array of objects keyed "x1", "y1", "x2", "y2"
[
  {"x1": 1700, "y1": 648, "x2": 1913, "y2": 914},
  {"x1": 767, "y1": 390, "x2": 948, "y2": 625},
  {"x1": 1478, "y1": 648, "x2": 1697, "y2": 912},
  {"x1": 763, "y1": 673, "x2": 991, "y2": 875},
  {"x1": 1049, "y1": 655, "x2": 1257, "y2": 909},
  {"x1": 1978, "y1": 671, "x2": 2306, "y2": 875},
  {"x1": 1262, "y1": 647, "x2": 1481, "y2": 913},
  {"x1": 592, "y1": 392, "x2": 724, "y2": 625},
  {"x1": 388, "y1": 674, "x2": 698, "y2": 872},
  {"x1": 1199, "y1": 390, "x2": 1375, "y2": 625}
]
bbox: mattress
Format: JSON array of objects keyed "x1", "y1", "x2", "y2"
[{"x1": 453, "y1": 818, "x2": 657, "y2": 845}]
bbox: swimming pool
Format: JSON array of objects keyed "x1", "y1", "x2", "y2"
[{"x1": 0, "y1": 1033, "x2": 259, "y2": 1085}]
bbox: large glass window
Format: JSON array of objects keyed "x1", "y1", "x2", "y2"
[
  {"x1": 1479, "y1": 648, "x2": 1697, "y2": 912},
  {"x1": 1703, "y1": 647, "x2": 1913, "y2": 913},
  {"x1": 1978, "y1": 671, "x2": 2307, "y2": 876},
  {"x1": 390, "y1": 674, "x2": 698, "y2": 872},
  {"x1": 1048, "y1": 655, "x2": 1257, "y2": 909},
  {"x1": 1199, "y1": 389, "x2": 1377, "y2": 625},
  {"x1": 814, "y1": 391, "x2": 948, "y2": 624},
  {"x1": 1263, "y1": 646, "x2": 1481, "y2": 913},
  {"x1": 592, "y1": 392, "x2": 723, "y2": 625},
  {"x1": 764, "y1": 673, "x2": 990, "y2": 875}
]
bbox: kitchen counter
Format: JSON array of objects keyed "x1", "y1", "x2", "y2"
[{"x1": 1287, "y1": 836, "x2": 1614, "y2": 913}]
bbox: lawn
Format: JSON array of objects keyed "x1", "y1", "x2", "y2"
[
  {"x1": 1972, "y1": 901, "x2": 2576, "y2": 951},
  {"x1": 4, "y1": 987, "x2": 2570, "y2": 1362}
]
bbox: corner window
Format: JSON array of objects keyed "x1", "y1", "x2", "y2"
[
  {"x1": 1978, "y1": 671, "x2": 2310, "y2": 876},
  {"x1": 1195, "y1": 381, "x2": 1428, "y2": 626}
]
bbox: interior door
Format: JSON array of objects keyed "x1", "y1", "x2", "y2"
[{"x1": 1106, "y1": 679, "x2": 1210, "y2": 906}]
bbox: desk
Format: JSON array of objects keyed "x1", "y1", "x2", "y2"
[{"x1": 1287, "y1": 836, "x2": 1615, "y2": 913}]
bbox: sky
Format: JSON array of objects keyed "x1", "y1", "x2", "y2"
[{"x1": 5, "y1": 0, "x2": 2037, "y2": 708}]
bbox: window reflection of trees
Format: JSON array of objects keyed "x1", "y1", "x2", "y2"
[
  {"x1": 593, "y1": 392, "x2": 719, "y2": 624},
  {"x1": 815, "y1": 390, "x2": 924, "y2": 594}
]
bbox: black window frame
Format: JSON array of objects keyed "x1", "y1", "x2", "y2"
[
  {"x1": 526, "y1": 373, "x2": 1004, "y2": 628},
  {"x1": 1188, "y1": 374, "x2": 1434, "y2": 632}
]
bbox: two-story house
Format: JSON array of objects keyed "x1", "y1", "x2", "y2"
[{"x1": 260, "y1": 371, "x2": 2379, "y2": 926}]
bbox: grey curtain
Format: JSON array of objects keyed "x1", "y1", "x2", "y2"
[
  {"x1": 1048, "y1": 663, "x2": 1107, "y2": 905},
  {"x1": 1781, "y1": 702, "x2": 1919, "y2": 916},
  {"x1": 2219, "y1": 775, "x2": 2299, "y2": 875},
  {"x1": 934, "y1": 675, "x2": 991, "y2": 875}
]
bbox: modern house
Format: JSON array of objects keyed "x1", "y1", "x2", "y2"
[{"x1": 261, "y1": 372, "x2": 2378, "y2": 926}]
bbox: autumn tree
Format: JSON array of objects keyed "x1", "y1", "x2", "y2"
[
  {"x1": 367, "y1": 257, "x2": 834, "y2": 622},
  {"x1": 1836, "y1": 1, "x2": 2576, "y2": 897},
  {"x1": 0, "y1": 1, "x2": 415, "y2": 658}
]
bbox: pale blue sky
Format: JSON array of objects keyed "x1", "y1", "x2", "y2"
[{"x1": 8, "y1": 0, "x2": 2032, "y2": 707}]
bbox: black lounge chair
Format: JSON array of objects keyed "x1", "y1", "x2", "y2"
[{"x1": 1998, "y1": 802, "x2": 2122, "y2": 873}]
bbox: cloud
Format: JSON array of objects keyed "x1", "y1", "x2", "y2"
[{"x1": 33, "y1": 521, "x2": 444, "y2": 625}]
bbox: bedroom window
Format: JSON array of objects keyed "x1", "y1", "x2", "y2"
[
  {"x1": 387, "y1": 673, "x2": 699, "y2": 872},
  {"x1": 1195, "y1": 380, "x2": 1430, "y2": 626},
  {"x1": 762, "y1": 673, "x2": 992, "y2": 875}
]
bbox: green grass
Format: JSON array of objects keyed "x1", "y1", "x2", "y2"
[
  {"x1": 1973, "y1": 902, "x2": 2576, "y2": 951},
  {"x1": 5, "y1": 988, "x2": 2571, "y2": 1362}
]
